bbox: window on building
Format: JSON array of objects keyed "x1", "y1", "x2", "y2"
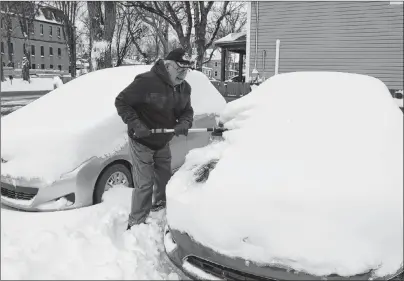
[
  {"x1": 57, "y1": 27, "x2": 61, "y2": 38},
  {"x1": 49, "y1": 47, "x2": 53, "y2": 56},
  {"x1": 28, "y1": 22, "x2": 34, "y2": 34},
  {"x1": 214, "y1": 71, "x2": 218, "y2": 77},
  {"x1": 10, "y1": 43, "x2": 14, "y2": 55},
  {"x1": 40, "y1": 24, "x2": 44, "y2": 35},
  {"x1": 41, "y1": 46, "x2": 44, "y2": 57},
  {"x1": 58, "y1": 48, "x2": 61, "y2": 57},
  {"x1": 3, "y1": 62, "x2": 5, "y2": 67},
  {"x1": 1, "y1": 42, "x2": 4, "y2": 54},
  {"x1": 49, "y1": 26, "x2": 52, "y2": 37},
  {"x1": 31, "y1": 45, "x2": 35, "y2": 56},
  {"x1": 58, "y1": 65, "x2": 62, "y2": 71},
  {"x1": 31, "y1": 63, "x2": 36, "y2": 69},
  {"x1": 50, "y1": 64, "x2": 53, "y2": 69},
  {"x1": 41, "y1": 64, "x2": 45, "y2": 69},
  {"x1": 1, "y1": 18, "x2": 4, "y2": 29}
]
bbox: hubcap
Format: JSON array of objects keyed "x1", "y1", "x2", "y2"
[{"x1": 105, "y1": 171, "x2": 129, "y2": 191}]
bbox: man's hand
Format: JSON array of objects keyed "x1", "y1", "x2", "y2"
[
  {"x1": 174, "y1": 123, "x2": 189, "y2": 136},
  {"x1": 130, "y1": 120, "x2": 151, "y2": 138}
]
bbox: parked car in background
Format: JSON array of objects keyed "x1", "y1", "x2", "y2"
[{"x1": 1, "y1": 65, "x2": 226, "y2": 211}]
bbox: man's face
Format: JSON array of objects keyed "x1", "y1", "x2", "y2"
[{"x1": 166, "y1": 61, "x2": 190, "y2": 85}]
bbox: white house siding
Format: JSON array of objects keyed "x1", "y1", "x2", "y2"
[{"x1": 248, "y1": 1, "x2": 403, "y2": 89}]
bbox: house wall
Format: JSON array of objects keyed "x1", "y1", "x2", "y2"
[
  {"x1": 1, "y1": 14, "x2": 69, "y2": 72},
  {"x1": 248, "y1": 1, "x2": 403, "y2": 89}
]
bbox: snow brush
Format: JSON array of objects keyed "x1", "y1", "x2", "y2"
[{"x1": 149, "y1": 127, "x2": 228, "y2": 137}]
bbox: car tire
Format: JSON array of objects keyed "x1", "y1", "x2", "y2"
[{"x1": 93, "y1": 164, "x2": 133, "y2": 204}]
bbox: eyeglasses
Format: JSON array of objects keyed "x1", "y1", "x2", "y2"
[{"x1": 173, "y1": 62, "x2": 192, "y2": 74}]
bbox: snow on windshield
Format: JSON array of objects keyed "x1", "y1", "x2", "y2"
[
  {"x1": 166, "y1": 72, "x2": 403, "y2": 278},
  {"x1": 1, "y1": 66, "x2": 225, "y2": 183}
]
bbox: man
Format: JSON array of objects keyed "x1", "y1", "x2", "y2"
[{"x1": 115, "y1": 48, "x2": 194, "y2": 230}]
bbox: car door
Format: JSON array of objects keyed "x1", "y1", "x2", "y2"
[
  {"x1": 186, "y1": 113, "x2": 218, "y2": 152},
  {"x1": 170, "y1": 114, "x2": 218, "y2": 173},
  {"x1": 169, "y1": 135, "x2": 188, "y2": 172}
]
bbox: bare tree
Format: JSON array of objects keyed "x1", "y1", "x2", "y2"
[
  {"x1": 1, "y1": 1, "x2": 19, "y2": 68},
  {"x1": 114, "y1": 5, "x2": 148, "y2": 66},
  {"x1": 126, "y1": 1, "x2": 232, "y2": 71},
  {"x1": 87, "y1": 1, "x2": 117, "y2": 70},
  {"x1": 1, "y1": 1, "x2": 40, "y2": 81},
  {"x1": 12, "y1": 1, "x2": 41, "y2": 81},
  {"x1": 203, "y1": 2, "x2": 247, "y2": 65},
  {"x1": 53, "y1": 1, "x2": 80, "y2": 77},
  {"x1": 132, "y1": 5, "x2": 169, "y2": 57}
]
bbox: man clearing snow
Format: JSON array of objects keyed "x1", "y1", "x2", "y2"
[{"x1": 115, "y1": 48, "x2": 194, "y2": 230}]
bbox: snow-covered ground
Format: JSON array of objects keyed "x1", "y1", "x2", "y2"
[
  {"x1": 1, "y1": 186, "x2": 185, "y2": 280},
  {"x1": 1, "y1": 78, "x2": 55, "y2": 92}
]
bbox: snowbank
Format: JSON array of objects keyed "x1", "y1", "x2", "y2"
[
  {"x1": 1, "y1": 66, "x2": 226, "y2": 183},
  {"x1": 166, "y1": 72, "x2": 403, "y2": 278},
  {"x1": 53, "y1": 76, "x2": 64, "y2": 89},
  {"x1": 1, "y1": 186, "x2": 182, "y2": 280},
  {"x1": 1, "y1": 77, "x2": 54, "y2": 92}
]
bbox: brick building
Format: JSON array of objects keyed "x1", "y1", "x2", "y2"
[{"x1": 1, "y1": 5, "x2": 69, "y2": 74}]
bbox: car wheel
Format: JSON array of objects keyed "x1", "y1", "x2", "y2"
[{"x1": 93, "y1": 164, "x2": 133, "y2": 204}]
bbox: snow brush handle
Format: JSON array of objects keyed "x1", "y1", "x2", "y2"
[{"x1": 151, "y1": 128, "x2": 216, "y2": 134}]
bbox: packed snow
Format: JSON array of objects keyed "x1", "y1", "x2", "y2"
[
  {"x1": 1, "y1": 65, "x2": 226, "y2": 184},
  {"x1": 166, "y1": 72, "x2": 403, "y2": 278},
  {"x1": 1, "y1": 186, "x2": 185, "y2": 280},
  {"x1": 1, "y1": 77, "x2": 55, "y2": 92},
  {"x1": 52, "y1": 76, "x2": 64, "y2": 89}
]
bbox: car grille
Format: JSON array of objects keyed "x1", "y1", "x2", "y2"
[
  {"x1": 1, "y1": 182, "x2": 38, "y2": 200},
  {"x1": 185, "y1": 255, "x2": 277, "y2": 281}
]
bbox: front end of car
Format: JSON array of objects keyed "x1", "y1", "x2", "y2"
[
  {"x1": 163, "y1": 225, "x2": 403, "y2": 281},
  {"x1": 0, "y1": 157, "x2": 100, "y2": 211}
]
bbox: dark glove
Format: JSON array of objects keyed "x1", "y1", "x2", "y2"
[
  {"x1": 129, "y1": 120, "x2": 150, "y2": 138},
  {"x1": 174, "y1": 123, "x2": 189, "y2": 136}
]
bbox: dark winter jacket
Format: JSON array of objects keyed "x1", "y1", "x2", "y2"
[{"x1": 115, "y1": 59, "x2": 194, "y2": 150}]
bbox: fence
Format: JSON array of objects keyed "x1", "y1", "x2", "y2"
[{"x1": 210, "y1": 81, "x2": 252, "y2": 101}]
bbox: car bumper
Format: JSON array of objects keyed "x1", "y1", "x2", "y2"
[
  {"x1": 163, "y1": 225, "x2": 403, "y2": 281},
  {"x1": 1, "y1": 175, "x2": 79, "y2": 212}
]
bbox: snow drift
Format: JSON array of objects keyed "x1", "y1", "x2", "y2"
[
  {"x1": 1, "y1": 65, "x2": 226, "y2": 183},
  {"x1": 1, "y1": 186, "x2": 182, "y2": 280},
  {"x1": 166, "y1": 72, "x2": 403, "y2": 278}
]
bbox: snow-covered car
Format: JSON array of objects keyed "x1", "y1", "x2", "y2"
[
  {"x1": 164, "y1": 72, "x2": 403, "y2": 280},
  {"x1": 0, "y1": 65, "x2": 226, "y2": 211}
]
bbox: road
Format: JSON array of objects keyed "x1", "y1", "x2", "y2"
[{"x1": 1, "y1": 93, "x2": 45, "y2": 117}]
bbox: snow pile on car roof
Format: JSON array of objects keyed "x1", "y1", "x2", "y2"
[
  {"x1": 1, "y1": 65, "x2": 226, "y2": 183},
  {"x1": 166, "y1": 72, "x2": 403, "y2": 278}
]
